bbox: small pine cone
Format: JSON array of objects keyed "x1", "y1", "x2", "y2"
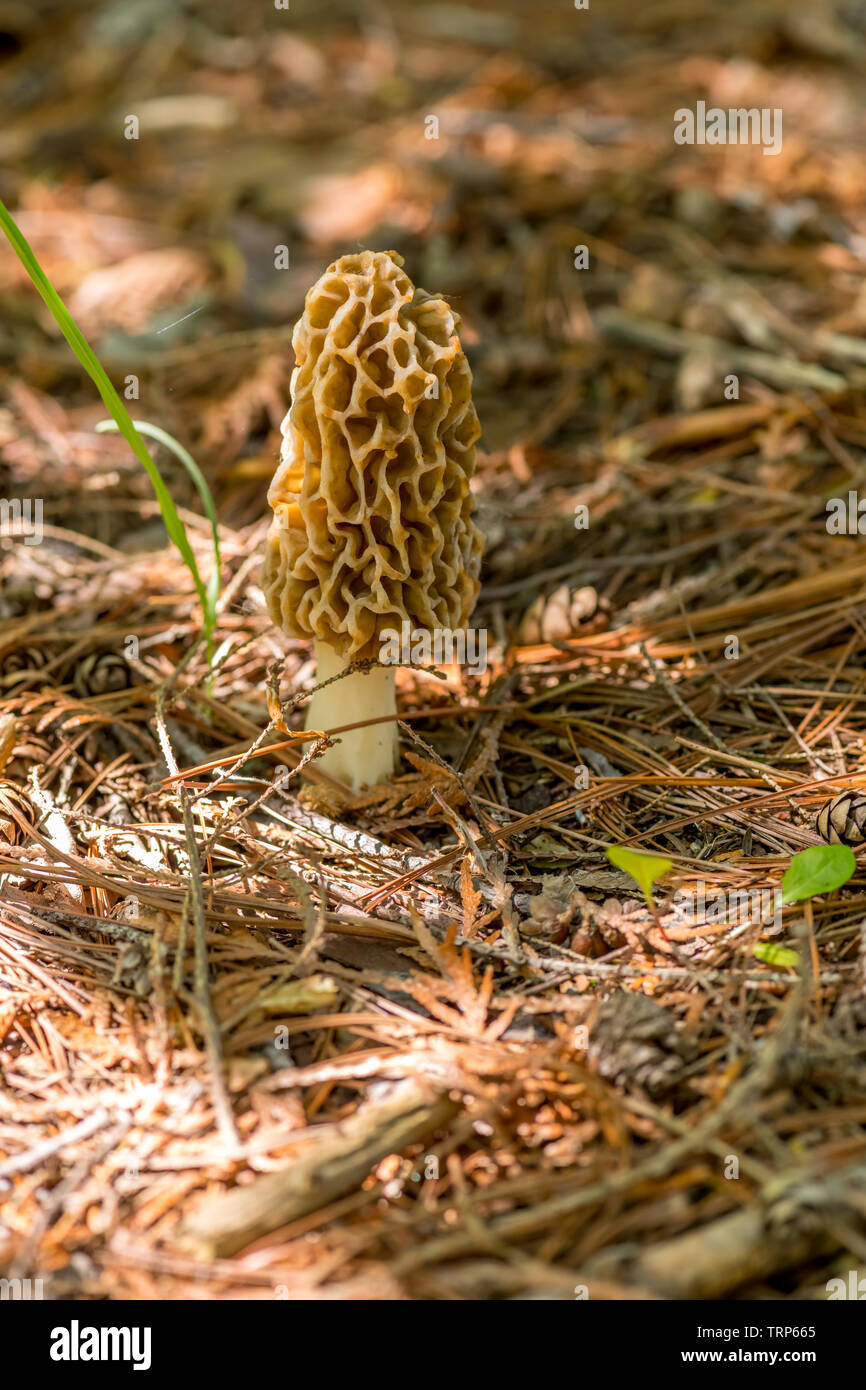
[
  {"x1": 73, "y1": 652, "x2": 133, "y2": 698},
  {"x1": 816, "y1": 791, "x2": 866, "y2": 846},
  {"x1": 588, "y1": 992, "x2": 689, "y2": 1097},
  {"x1": 0, "y1": 645, "x2": 47, "y2": 677}
]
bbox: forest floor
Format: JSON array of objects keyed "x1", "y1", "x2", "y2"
[{"x1": 2, "y1": 0, "x2": 866, "y2": 1299}]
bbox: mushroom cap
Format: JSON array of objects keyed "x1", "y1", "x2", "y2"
[{"x1": 262, "y1": 249, "x2": 483, "y2": 659}]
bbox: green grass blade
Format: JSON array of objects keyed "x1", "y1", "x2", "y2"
[
  {"x1": 0, "y1": 196, "x2": 217, "y2": 641},
  {"x1": 96, "y1": 419, "x2": 221, "y2": 612}
]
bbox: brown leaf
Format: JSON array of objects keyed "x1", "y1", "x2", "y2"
[{"x1": 460, "y1": 855, "x2": 482, "y2": 937}]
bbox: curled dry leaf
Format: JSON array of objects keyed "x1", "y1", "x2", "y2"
[
  {"x1": 67, "y1": 248, "x2": 212, "y2": 337},
  {"x1": 518, "y1": 584, "x2": 598, "y2": 644},
  {"x1": 253, "y1": 974, "x2": 339, "y2": 1016},
  {"x1": 0, "y1": 714, "x2": 16, "y2": 773},
  {"x1": 517, "y1": 875, "x2": 627, "y2": 951}
]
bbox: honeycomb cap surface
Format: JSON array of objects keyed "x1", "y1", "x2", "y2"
[{"x1": 263, "y1": 250, "x2": 483, "y2": 658}]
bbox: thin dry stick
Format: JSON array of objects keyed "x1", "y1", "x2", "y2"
[
  {"x1": 153, "y1": 667, "x2": 240, "y2": 1152},
  {"x1": 178, "y1": 787, "x2": 241, "y2": 1153}
]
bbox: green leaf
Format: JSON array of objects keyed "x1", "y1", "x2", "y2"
[
  {"x1": 606, "y1": 845, "x2": 672, "y2": 907},
  {"x1": 753, "y1": 943, "x2": 800, "y2": 969},
  {"x1": 780, "y1": 844, "x2": 856, "y2": 905},
  {"x1": 0, "y1": 196, "x2": 219, "y2": 652}
]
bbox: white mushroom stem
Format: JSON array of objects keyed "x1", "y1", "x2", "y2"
[{"x1": 305, "y1": 641, "x2": 398, "y2": 790}]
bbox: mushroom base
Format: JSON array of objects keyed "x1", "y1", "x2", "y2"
[{"x1": 306, "y1": 642, "x2": 398, "y2": 791}]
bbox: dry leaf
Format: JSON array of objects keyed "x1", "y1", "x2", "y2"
[{"x1": 460, "y1": 855, "x2": 482, "y2": 937}]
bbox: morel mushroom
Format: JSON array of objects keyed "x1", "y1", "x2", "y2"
[{"x1": 262, "y1": 250, "x2": 483, "y2": 789}]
